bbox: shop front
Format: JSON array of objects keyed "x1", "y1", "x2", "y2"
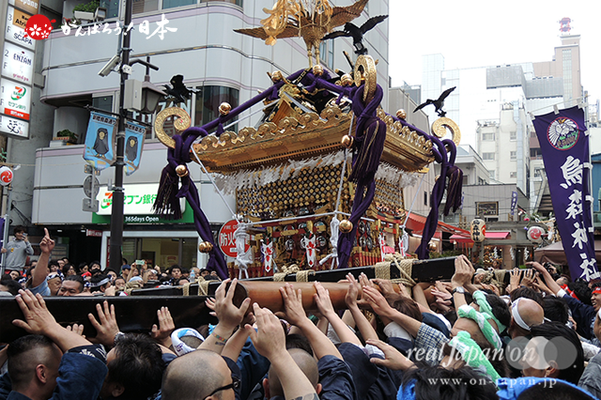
[{"x1": 92, "y1": 183, "x2": 205, "y2": 271}]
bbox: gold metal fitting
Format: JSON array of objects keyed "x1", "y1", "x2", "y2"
[
  {"x1": 341, "y1": 135, "x2": 354, "y2": 148},
  {"x1": 271, "y1": 70, "x2": 284, "y2": 82},
  {"x1": 175, "y1": 165, "x2": 189, "y2": 177},
  {"x1": 339, "y1": 219, "x2": 353, "y2": 233},
  {"x1": 341, "y1": 74, "x2": 353, "y2": 86},
  {"x1": 396, "y1": 109, "x2": 407, "y2": 120},
  {"x1": 312, "y1": 65, "x2": 324, "y2": 76},
  {"x1": 198, "y1": 242, "x2": 214, "y2": 253},
  {"x1": 219, "y1": 102, "x2": 231, "y2": 116}
]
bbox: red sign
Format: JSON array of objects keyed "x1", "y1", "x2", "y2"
[
  {"x1": 218, "y1": 219, "x2": 249, "y2": 258},
  {"x1": 86, "y1": 229, "x2": 102, "y2": 237},
  {"x1": 0, "y1": 167, "x2": 13, "y2": 186}
]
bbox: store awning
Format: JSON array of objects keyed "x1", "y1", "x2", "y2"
[
  {"x1": 535, "y1": 240, "x2": 601, "y2": 264},
  {"x1": 486, "y1": 231, "x2": 511, "y2": 240},
  {"x1": 405, "y1": 214, "x2": 470, "y2": 236}
]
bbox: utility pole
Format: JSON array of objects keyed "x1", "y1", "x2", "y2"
[{"x1": 108, "y1": 0, "x2": 132, "y2": 272}]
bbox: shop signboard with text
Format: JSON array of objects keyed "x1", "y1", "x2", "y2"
[
  {"x1": 92, "y1": 183, "x2": 192, "y2": 224},
  {"x1": 1, "y1": 42, "x2": 34, "y2": 86},
  {"x1": 5, "y1": 6, "x2": 35, "y2": 50},
  {"x1": 8, "y1": 0, "x2": 40, "y2": 16},
  {"x1": 0, "y1": 79, "x2": 31, "y2": 120},
  {"x1": 0, "y1": 113, "x2": 28, "y2": 139}
]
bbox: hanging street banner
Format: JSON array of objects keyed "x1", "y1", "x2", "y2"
[
  {"x1": 124, "y1": 120, "x2": 146, "y2": 176},
  {"x1": 533, "y1": 105, "x2": 599, "y2": 280},
  {"x1": 83, "y1": 111, "x2": 117, "y2": 171},
  {"x1": 510, "y1": 191, "x2": 518, "y2": 216}
]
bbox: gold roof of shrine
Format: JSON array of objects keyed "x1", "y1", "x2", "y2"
[{"x1": 182, "y1": 104, "x2": 436, "y2": 174}]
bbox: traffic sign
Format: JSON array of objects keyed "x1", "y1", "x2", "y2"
[{"x1": 218, "y1": 219, "x2": 249, "y2": 258}]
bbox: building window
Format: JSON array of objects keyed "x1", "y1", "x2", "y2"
[
  {"x1": 163, "y1": 0, "x2": 196, "y2": 9},
  {"x1": 482, "y1": 132, "x2": 495, "y2": 141},
  {"x1": 133, "y1": 0, "x2": 159, "y2": 14},
  {"x1": 510, "y1": 171, "x2": 517, "y2": 178},
  {"x1": 92, "y1": 95, "x2": 113, "y2": 112},
  {"x1": 319, "y1": 39, "x2": 334, "y2": 70},
  {"x1": 424, "y1": 191, "x2": 428, "y2": 206},
  {"x1": 489, "y1": 170, "x2": 495, "y2": 180},
  {"x1": 462, "y1": 175, "x2": 468, "y2": 185},
  {"x1": 483, "y1": 152, "x2": 495, "y2": 160},
  {"x1": 476, "y1": 201, "x2": 499, "y2": 216},
  {"x1": 132, "y1": 0, "x2": 243, "y2": 14},
  {"x1": 195, "y1": 85, "x2": 239, "y2": 128},
  {"x1": 510, "y1": 131, "x2": 517, "y2": 140},
  {"x1": 510, "y1": 151, "x2": 516, "y2": 160},
  {"x1": 100, "y1": 0, "x2": 120, "y2": 18}
]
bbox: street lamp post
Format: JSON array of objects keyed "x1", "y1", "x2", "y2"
[{"x1": 108, "y1": 0, "x2": 132, "y2": 272}]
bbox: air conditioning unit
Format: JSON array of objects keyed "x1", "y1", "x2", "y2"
[{"x1": 74, "y1": 11, "x2": 94, "y2": 22}]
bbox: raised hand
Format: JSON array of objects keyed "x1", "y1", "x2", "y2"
[
  {"x1": 13, "y1": 289, "x2": 59, "y2": 335},
  {"x1": 366, "y1": 339, "x2": 415, "y2": 371},
  {"x1": 246, "y1": 303, "x2": 286, "y2": 360},
  {"x1": 345, "y1": 273, "x2": 361, "y2": 309},
  {"x1": 280, "y1": 283, "x2": 307, "y2": 327},
  {"x1": 66, "y1": 323, "x2": 85, "y2": 337},
  {"x1": 39, "y1": 228, "x2": 55, "y2": 254},
  {"x1": 362, "y1": 286, "x2": 393, "y2": 318},
  {"x1": 213, "y1": 279, "x2": 251, "y2": 332},
  {"x1": 451, "y1": 255, "x2": 475, "y2": 289},
  {"x1": 151, "y1": 306, "x2": 175, "y2": 347},
  {"x1": 88, "y1": 300, "x2": 120, "y2": 347},
  {"x1": 313, "y1": 282, "x2": 335, "y2": 318}
]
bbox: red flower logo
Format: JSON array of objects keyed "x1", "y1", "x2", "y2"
[{"x1": 25, "y1": 14, "x2": 56, "y2": 40}]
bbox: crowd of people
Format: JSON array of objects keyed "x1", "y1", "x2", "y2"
[
  {"x1": 1, "y1": 227, "x2": 601, "y2": 399},
  {"x1": 0, "y1": 228, "x2": 221, "y2": 299}
]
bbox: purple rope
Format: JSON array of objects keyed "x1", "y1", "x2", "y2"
[
  {"x1": 336, "y1": 84, "x2": 386, "y2": 269},
  {"x1": 415, "y1": 136, "x2": 462, "y2": 259}
]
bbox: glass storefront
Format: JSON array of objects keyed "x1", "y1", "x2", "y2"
[{"x1": 122, "y1": 236, "x2": 198, "y2": 269}]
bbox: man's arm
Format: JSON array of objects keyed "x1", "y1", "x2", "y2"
[
  {"x1": 12, "y1": 290, "x2": 91, "y2": 352},
  {"x1": 362, "y1": 286, "x2": 422, "y2": 337},
  {"x1": 281, "y1": 283, "x2": 342, "y2": 360},
  {"x1": 345, "y1": 273, "x2": 378, "y2": 342},
  {"x1": 529, "y1": 262, "x2": 562, "y2": 295},
  {"x1": 314, "y1": 281, "x2": 363, "y2": 346},
  {"x1": 198, "y1": 279, "x2": 251, "y2": 354},
  {"x1": 246, "y1": 303, "x2": 318, "y2": 400},
  {"x1": 24, "y1": 236, "x2": 34, "y2": 255},
  {"x1": 31, "y1": 228, "x2": 54, "y2": 288}
]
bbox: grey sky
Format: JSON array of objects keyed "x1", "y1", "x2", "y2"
[{"x1": 389, "y1": 0, "x2": 600, "y2": 110}]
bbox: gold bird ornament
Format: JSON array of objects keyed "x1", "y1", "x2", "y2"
[{"x1": 235, "y1": 0, "x2": 368, "y2": 67}]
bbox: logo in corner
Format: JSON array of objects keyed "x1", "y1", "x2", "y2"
[
  {"x1": 547, "y1": 117, "x2": 579, "y2": 150},
  {"x1": 24, "y1": 14, "x2": 56, "y2": 40}
]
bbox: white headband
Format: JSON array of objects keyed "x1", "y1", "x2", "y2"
[
  {"x1": 511, "y1": 298, "x2": 531, "y2": 331},
  {"x1": 171, "y1": 328, "x2": 205, "y2": 356},
  {"x1": 91, "y1": 277, "x2": 110, "y2": 287}
]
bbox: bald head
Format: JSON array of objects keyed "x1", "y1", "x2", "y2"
[
  {"x1": 518, "y1": 298, "x2": 545, "y2": 326},
  {"x1": 161, "y1": 350, "x2": 231, "y2": 400},
  {"x1": 509, "y1": 298, "x2": 545, "y2": 338},
  {"x1": 267, "y1": 349, "x2": 319, "y2": 398}
]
